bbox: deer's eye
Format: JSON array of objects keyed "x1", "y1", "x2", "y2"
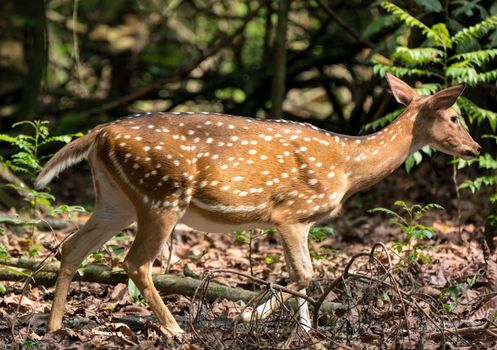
[{"x1": 450, "y1": 116, "x2": 458, "y2": 123}]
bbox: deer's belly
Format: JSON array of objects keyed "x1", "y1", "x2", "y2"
[{"x1": 180, "y1": 203, "x2": 273, "y2": 233}]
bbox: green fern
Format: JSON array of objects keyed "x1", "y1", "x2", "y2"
[
  {"x1": 381, "y1": 2, "x2": 440, "y2": 44},
  {"x1": 451, "y1": 13, "x2": 497, "y2": 44},
  {"x1": 373, "y1": 63, "x2": 435, "y2": 78},
  {"x1": 458, "y1": 97, "x2": 497, "y2": 132},
  {"x1": 451, "y1": 49, "x2": 497, "y2": 67},
  {"x1": 393, "y1": 47, "x2": 444, "y2": 66},
  {"x1": 360, "y1": 108, "x2": 404, "y2": 134},
  {"x1": 414, "y1": 83, "x2": 442, "y2": 94},
  {"x1": 372, "y1": 1, "x2": 497, "y2": 196}
]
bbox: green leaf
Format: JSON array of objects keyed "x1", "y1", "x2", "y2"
[
  {"x1": 373, "y1": 63, "x2": 435, "y2": 79},
  {"x1": 360, "y1": 108, "x2": 404, "y2": 133},
  {"x1": 128, "y1": 278, "x2": 141, "y2": 301},
  {"x1": 451, "y1": 49, "x2": 497, "y2": 67},
  {"x1": 414, "y1": 83, "x2": 442, "y2": 95},
  {"x1": 413, "y1": 151, "x2": 423, "y2": 164},
  {"x1": 416, "y1": 203, "x2": 443, "y2": 218},
  {"x1": 431, "y1": 23, "x2": 452, "y2": 49},
  {"x1": 381, "y1": 2, "x2": 440, "y2": 43},
  {"x1": 405, "y1": 155, "x2": 415, "y2": 173},
  {"x1": 452, "y1": 13, "x2": 497, "y2": 44},
  {"x1": 392, "y1": 47, "x2": 444, "y2": 66},
  {"x1": 368, "y1": 207, "x2": 404, "y2": 222},
  {"x1": 459, "y1": 97, "x2": 497, "y2": 132},
  {"x1": 40, "y1": 133, "x2": 83, "y2": 145},
  {"x1": 413, "y1": 229, "x2": 433, "y2": 240},
  {"x1": 0, "y1": 134, "x2": 17, "y2": 144},
  {"x1": 405, "y1": 151, "x2": 423, "y2": 172},
  {"x1": 0, "y1": 216, "x2": 40, "y2": 225},
  {"x1": 48, "y1": 205, "x2": 86, "y2": 219},
  {"x1": 414, "y1": 0, "x2": 442, "y2": 13},
  {"x1": 362, "y1": 14, "x2": 397, "y2": 39},
  {"x1": 0, "y1": 265, "x2": 30, "y2": 277}
]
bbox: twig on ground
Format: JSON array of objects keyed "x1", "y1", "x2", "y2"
[{"x1": 312, "y1": 251, "x2": 370, "y2": 328}]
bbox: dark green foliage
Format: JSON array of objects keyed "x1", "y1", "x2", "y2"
[
  {"x1": 367, "y1": 1, "x2": 497, "y2": 173},
  {"x1": 0, "y1": 121, "x2": 85, "y2": 267}
]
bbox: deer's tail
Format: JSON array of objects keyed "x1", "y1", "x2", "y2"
[{"x1": 35, "y1": 129, "x2": 101, "y2": 189}]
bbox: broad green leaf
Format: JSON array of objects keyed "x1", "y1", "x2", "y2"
[{"x1": 431, "y1": 23, "x2": 452, "y2": 49}]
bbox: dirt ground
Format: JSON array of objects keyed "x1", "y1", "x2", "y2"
[{"x1": 1, "y1": 158, "x2": 495, "y2": 349}]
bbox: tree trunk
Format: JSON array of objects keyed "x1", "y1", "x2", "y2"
[
  {"x1": 17, "y1": 0, "x2": 47, "y2": 120},
  {"x1": 269, "y1": 0, "x2": 290, "y2": 119}
]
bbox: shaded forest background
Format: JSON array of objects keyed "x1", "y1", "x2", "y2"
[
  {"x1": 2, "y1": 0, "x2": 497, "y2": 348},
  {"x1": 0, "y1": 0, "x2": 494, "y2": 134}
]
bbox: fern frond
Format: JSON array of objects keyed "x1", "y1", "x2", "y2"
[
  {"x1": 414, "y1": 83, "x2": 442, "y2": 94},
  {"x1": 416, "y1": 203, "x2": 443, "y2": 218},
  {"x1": 446, "y1": 65, "x2": 497, "y2": 86},
  {"x1": 452, "y1": 13, "x2": 497, "y2": 44},
  {"x1": 430, "y1": 23, "x2": 452, "y2": 49},
  {"x1": 451, "y1": 49, "x2": 497, "y2": 67},
  {"x1": 476, "y1": 69, "x2": 497, "y2": 84},
  {"x1": 380, "y1": 2, "x2": 441, "y2": 45},
  {"x1": 458, "y1": 96, "x2": 497, "y2": 132},
  {"x1": 393, "y1": 47, "x2": 444, "y2": 66},
  {"x1": 373, "y1": 63, "x2": 435, "y2": 78}
]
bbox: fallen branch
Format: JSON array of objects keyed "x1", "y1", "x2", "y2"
[
  {"x1": 0, "y1": 260, "x2": 344, "y2": 314},
  {"x1": 426, "y1": 322, "x2": 497, "y2": 340}
]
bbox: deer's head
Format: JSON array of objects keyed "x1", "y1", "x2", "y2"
[{"x1": 386, "y1": 73, "x2": 481, "y2": 160}]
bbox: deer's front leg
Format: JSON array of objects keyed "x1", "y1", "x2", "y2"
[{"x1": 241, "y1": 223, "x2": 313, "y2": 327}]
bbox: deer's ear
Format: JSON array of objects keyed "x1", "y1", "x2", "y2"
[
  {"x1": 428, "y1": 84, "x2": 465, "y2": 110},
  {"x1": 386, "y1": 73, "x2": 416, "y2": 106}
]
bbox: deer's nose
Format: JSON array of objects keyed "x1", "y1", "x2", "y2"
[{"x1": 476, "y1": 145, "x2": 482, "y2": 154}]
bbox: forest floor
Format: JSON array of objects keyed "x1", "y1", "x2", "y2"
[{"x1": 0, "y1": 160, "x2": 496, "y2": 349}]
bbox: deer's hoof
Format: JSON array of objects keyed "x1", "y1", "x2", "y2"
[
  {"x1": 156, "y1": 323, "x2": 185, "y2": 340},
  {"x1": 240, "y1": 307, "x2": 256, "y2": 323}
]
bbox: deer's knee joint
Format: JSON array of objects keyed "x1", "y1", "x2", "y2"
[
  {"x1": 294, "y1": 271, "x2": 312, "y2": 290},
  {"x1": 123, "y1": 259, "x2": 149, "y2": 283},
  {"x1": 122, "y1": 259, "x2": 136, "y2": 277}
]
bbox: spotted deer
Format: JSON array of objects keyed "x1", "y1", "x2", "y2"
[{"x1": 36, "y1": 74, "x2": 480, "y2": 337}]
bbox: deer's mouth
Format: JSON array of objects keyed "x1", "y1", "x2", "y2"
[
  {"x1": 460, "y1": 151, "x2": 476, "y2": 160},
  {"x1": 459, "y1": 143, "x2": 481, "y2": 160}
]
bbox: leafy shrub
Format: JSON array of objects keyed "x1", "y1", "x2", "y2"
[
  {"x1": 369, "y1": 201, "x2": 443, "y2": 271},
  {"x1": 365, "y1": 1, "x2": 497, "y2": 173},
  {"x1": 0, "y1": 121, "x2": 85, "y2": 259}
]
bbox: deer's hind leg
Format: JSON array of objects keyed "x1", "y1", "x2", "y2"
[
  {"x1": 47, "y1": 160, "x2": 136, "y2": 332},
  {"x1": 123, "y1": 208, "x2": 184, "y2": 337}
]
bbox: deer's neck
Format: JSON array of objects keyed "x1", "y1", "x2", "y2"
[{"x1": 341, "y1": 110, "x2": 420, "y2": 197}]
